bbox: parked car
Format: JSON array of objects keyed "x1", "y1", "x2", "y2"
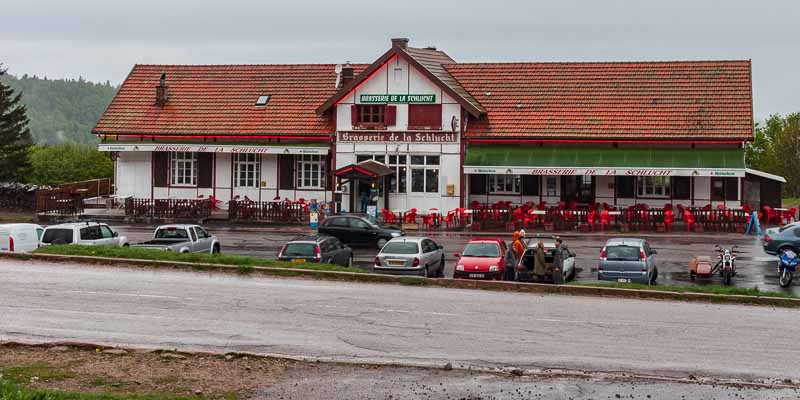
[
  {"x1": 762, "y1": 223, "x2": 800, "y2": 255},
  {"x1": 516, "y1": 238, "x2": 576, "y2": 283},
  {"x1": 374, "y1": 236, "x2": 445, "y2": 277},
  {"x1": 453, "y1": 238, "x2": 508, "y2": 280},
  {"x1": 131, "y1": 225, "x2": 219, "y2": 254},
  {"x1": 278, "y1": 235, "x2": 353, "y2": 267},
  {"x1": 598, "y1": 238, "x2": 658, "y2": 284},
  {"x1": 0, "y1": 223, "x2": 44, "y2": 253},
  {"x1": 319, "y1": 214, "x2": 403, "y2": 249},
  {"x1": 39, "y1": 222, "x2": 128, "y2": 247}
]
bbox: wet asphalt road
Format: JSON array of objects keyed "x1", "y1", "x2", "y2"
[
  {"x1": 114, "y1": 224, "x2": 798, "y2": 295},
  {"x1": 1, "y1": 258, "x2": 799, "y2": 383}
]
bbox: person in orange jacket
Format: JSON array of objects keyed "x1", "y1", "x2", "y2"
[{"x1": 512, "y1": 231, "x2": 526, "y2": 262}]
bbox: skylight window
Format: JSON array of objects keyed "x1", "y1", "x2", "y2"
[{"x1": 255, "y1": 95, "x2": 271, "y2": 106}]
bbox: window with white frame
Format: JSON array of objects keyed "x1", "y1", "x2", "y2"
[
  {"x1": 637, "y1": 176, "x2": 671, "y2": 197},
  {"x1": 170, "y1": 152, "x2": 197, "y2": 186},
  {"x1": 296, "y1": 155, "x2": 326, "y2": 189},
  {"x1": 234, "y1": 153, "x2": 260, "y2": 188},
  {"x1": 410, "y1": 155, "x2": 439, "y2": 193},
  {"x1": 488, "y1": 175, "x2": 520, "y2": 194},
  {"x1": 388, "y1": 155, "x2": 407, "y2": 193},
  {"x1": 356, "y1": 154, "x2": 386, "y2": 164}
]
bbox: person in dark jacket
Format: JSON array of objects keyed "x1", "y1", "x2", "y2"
[
  {"x1": 552, "y1": 236, "x2": 566, "y2": 284},
  {"x1": 503, "y1": 243, "x2": 517, "y2": 281}
]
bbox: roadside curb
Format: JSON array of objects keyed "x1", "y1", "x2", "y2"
[{"x1": 2, "y1": 252, "x2": 797, "y2": 308}]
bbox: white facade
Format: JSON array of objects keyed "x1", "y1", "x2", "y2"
[{"x1": 333, "y1": 54, "x2": 464, "y2": 212}]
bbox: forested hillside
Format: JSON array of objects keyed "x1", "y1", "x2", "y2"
[{"x1": 0, "y1": 74, "x2": 117, "y2": 144}]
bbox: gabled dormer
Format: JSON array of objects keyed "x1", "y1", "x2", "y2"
[{"x1": 317, "y1": 38, "x2": 484, "y2": 133}]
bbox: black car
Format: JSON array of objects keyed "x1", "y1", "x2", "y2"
[
  {"x1": 278, "y1": 235, "x2": 354, "y2": 267},
  {"x1": 318, "y1": 214, "x2": 404, "y2": 249}
]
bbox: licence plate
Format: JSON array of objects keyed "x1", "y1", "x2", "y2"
[
  {"x1": 388, "y1": 261, "x2": 405, "y2": 267},
  {"x1": 469, "y1": 273, "x2": 485, "y2": 278},
  {"x1": 292, "y1": 258, "x2": 306, "y2": 263},
  {"x1": 617, "y1": 278, "x2": 631, "y2": 283}
]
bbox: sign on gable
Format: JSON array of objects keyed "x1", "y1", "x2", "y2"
[{"x1": 359, "y1": 94, "x2": 436, "y2": 104}]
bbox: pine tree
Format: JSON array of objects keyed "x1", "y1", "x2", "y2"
[{"x1": 0, "y1": 64, "x2": 33, "y2": 182}]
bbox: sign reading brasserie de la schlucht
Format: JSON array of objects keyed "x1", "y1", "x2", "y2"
[
  {"x1": 360, "y1": 94, "x2": 436, "y2": 104},
  {"x1": 339, "y1": 132, "x2": 456, "y2": 143}
]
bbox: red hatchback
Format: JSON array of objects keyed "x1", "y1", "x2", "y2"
[{"x1": 453, "y1": 238, "x2": 509, "y2": 280}]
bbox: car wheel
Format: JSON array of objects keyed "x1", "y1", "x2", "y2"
[
  {"x1": 568, "y1": 266, "x2": 576, "y2": 281},
  {"x1": 438, "y1": 256, "x2": 446, "y2": 278},
  {"x1": 423, "y1": 265, "x2": 430, "y2": 278},
  {"x1": 346, "y1": 255, "x2": 353, "y2": 268},
  {"x1": 212, "y1": 244, "x2": 220, "y2": 254},
  {"x1": 122, "y1": 243, "x2": 130, "y2": 248},
  {"x1": 649, "y1": 267, "x2": 658, "y2": 284},
  {"x1": 377, "y1": 238, "x2": 388, "y2": 249}
]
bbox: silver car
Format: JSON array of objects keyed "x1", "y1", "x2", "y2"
[
  {"x1": 374, "y1": 236, "x2": 445, "y2": 277},
  {"x1": 598, "y1": 238, "x2": 658, "y2": 284}
]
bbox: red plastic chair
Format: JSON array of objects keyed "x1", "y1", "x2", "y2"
[
  {"x1": 784, "y1": 208, "x2": 798, "y2": 224},
  {"x1": 421, "y1": 214, "x2": 434, "y2": 230},
  {"x1": 683, "y1": 210, "x2": 695, "y2": 232},
  {"x1": 599, "y1": 209, "x2": 610, "y2": 232},
  {"x1": 404, "y1": 208, "x2": 418, "y2": 224},
  {"x1": 587, "y1": 209, "x2": 597, "y2": 231},
  {"x1": 664, "y1": 209, "x2": 675, "y2": 232}
]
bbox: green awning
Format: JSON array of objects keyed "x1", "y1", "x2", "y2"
[{"x1": 464, "y1": 146, "x2": 745, "y2": 177}]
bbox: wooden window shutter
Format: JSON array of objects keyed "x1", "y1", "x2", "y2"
[
  {"x1": 408, "y1": 104, "x2": 442, "y2": 129},
  {"x1": 279, "y1": 154, "x2": 294, "y2": 190},
  {"x1": 522, "y1": 175, "x2": 539, "y2": 196},
  {"x1": 385, "y1": 105, "x2": 397, "y2": 126},
  {"x1": 197, "y1": 153, "x2": 213, "y2": 188},
  {"x1": 469, "y1": 174, "x2": 487, "y2": 195},
  {"x1": 350, "y1": 105, "x2": 359, "y2": 126},
  {"x1": 153, "y1": 152, "x2": 169, "y2": 187}
]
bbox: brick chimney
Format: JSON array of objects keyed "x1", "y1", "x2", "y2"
[
  {"x1": 341, "y1": 62, "x2": 354, "y2": 87},
  {"x1": 155, "y1": 73, "x2": 169, "y2": 107},
  {"x1": 391, "y1": 38, "x2": 409, "y2": 49}
]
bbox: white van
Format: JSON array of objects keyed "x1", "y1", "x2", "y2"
[{"x1": 0, "y1": 223, "x2": 45, "y2": 253}]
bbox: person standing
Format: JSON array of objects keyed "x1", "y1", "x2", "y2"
[
  {"x1": 552, "y1": 236, "x2": 565, "y2": 284},
  {"x1": 533, "y1": 240, "x2": 547, "y2": 282},
  {"x1": 512, "y1": 231, "x2": 525, "y2": 261},
  {"x1": 503, "y1": 242, "x2": 517, "y2": 281}
]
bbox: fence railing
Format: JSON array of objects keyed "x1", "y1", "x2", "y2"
[
  {"x1": 124, "y1": 198, "x2": 212, "y2": 220},
  {"x1": 228, "y1": 200, "x2": 308, "y2": 223},
  {"x1": 35, "y1": 189, "x2": 84, "y2": 215},
  {"x1": 57, "y1": 178, "x2": 112, "y2": 199}
]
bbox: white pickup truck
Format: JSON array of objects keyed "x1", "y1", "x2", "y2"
[{"x1": 131, "y1": 225, "x2": 220, "y2": 254}]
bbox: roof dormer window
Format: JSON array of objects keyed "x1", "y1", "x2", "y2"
[{"x1": 255, "y1": 95, "x2": 271, "y2": 106}]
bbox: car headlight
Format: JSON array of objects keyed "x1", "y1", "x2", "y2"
[
  {"x1": 489, "y1": 265, "x2": 499, "y2": 272},
  {"x1": 390, "y1": 232, "x2": 401, "y2": 237},
  {"x1": 456, "y1": 265, "x2": 465, "y2": 271}
]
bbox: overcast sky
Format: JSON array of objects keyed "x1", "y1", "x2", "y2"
[{"x1": 1, "y1": 0, "x2": 797, "y2": 119}]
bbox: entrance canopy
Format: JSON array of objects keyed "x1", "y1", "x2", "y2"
[
  {"x1": 335, "y1": 159, "x2": 394, "y2": 181},
  {"x1": 464, "y1": 146, "x2": 745, "y2": 177}
]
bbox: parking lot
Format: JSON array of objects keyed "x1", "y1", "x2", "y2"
[{"x1": 109, "y1": 223, "x2": 797, "y2": 295}]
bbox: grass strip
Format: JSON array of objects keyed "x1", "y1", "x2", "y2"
[
  {"x1": 569, "y1": 281, "x2": 796, "y2": 299},
  {"x1": 0, "y1": 379, "x2": 197, "y2": 400},
  {"x1": 33, "y1": 245, "x2": 367, "y2": 275}
]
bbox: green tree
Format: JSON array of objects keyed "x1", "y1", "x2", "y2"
[
  {"x1": 767, "y1": 113, "x2": 800, "y2": 197},
  {"x1": 28, "y1": 144, "x2": 113, "y2": 186},
  {"x1": 0, "y1": 64, "x2": 33, "y2": 182},
  {"x1": 746, "y1": 114, "x2": 783, "y2": 171},
  {"x1": 0, "y1": 72, "x2": 118, "y2": 145}
]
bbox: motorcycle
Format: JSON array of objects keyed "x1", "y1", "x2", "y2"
[
  {"x1": 715, "y1": 245, "x2": 737, "y2": 285},
  {"x1": 778, "y1": 249, "x2": 798, "y2": 288}
]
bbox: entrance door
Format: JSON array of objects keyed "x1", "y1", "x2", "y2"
[{"x1": 561, "y1": 176, "x2": 595, "y2": 205}]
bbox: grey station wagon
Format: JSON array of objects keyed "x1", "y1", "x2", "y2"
[{"x1": 598, "y1": 238, "x2": 658, "y2": 284}]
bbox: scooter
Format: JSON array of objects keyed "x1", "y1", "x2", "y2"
[
  {"x1": 715, "y1": 245, "x2": 737, "y2": 285},
  {"x1": 778, "y1": 249, "x2": 798, "y2": 288}
]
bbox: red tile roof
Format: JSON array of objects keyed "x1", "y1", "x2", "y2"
[
  {"x1": 444, "y1": 61, "x2": 753, "y2": 140},
  {"x1": 93, "y1": 64, "x2": 366, "y2": 137}
]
